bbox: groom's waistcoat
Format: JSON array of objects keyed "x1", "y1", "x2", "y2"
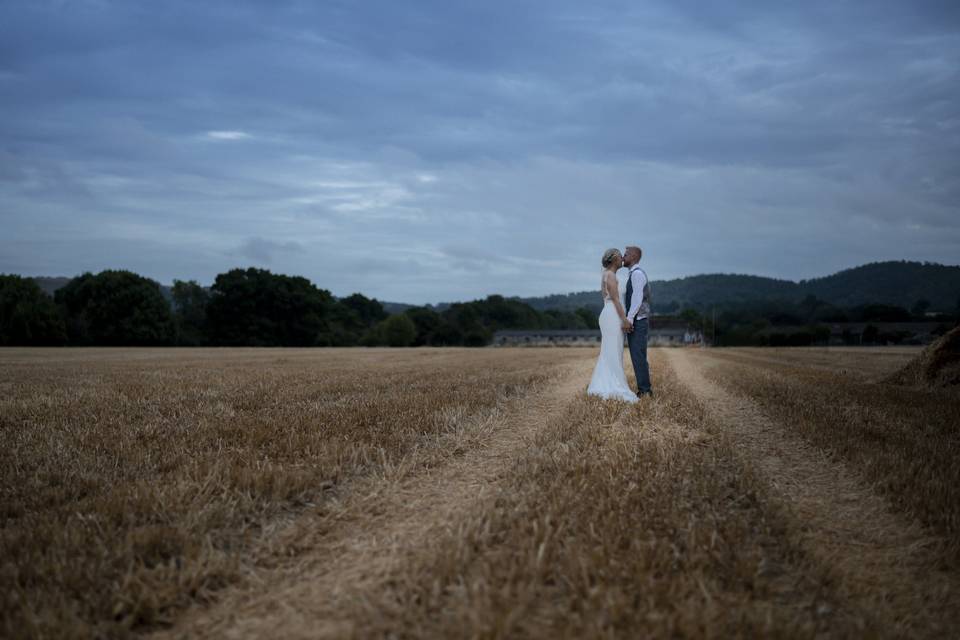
[{"x1": 625, "y1": 268, "x2": 652, "y2": 320}]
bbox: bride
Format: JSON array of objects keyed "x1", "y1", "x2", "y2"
[{"x1": 587, "y1": 248, "x2": 638, "y2": 403}]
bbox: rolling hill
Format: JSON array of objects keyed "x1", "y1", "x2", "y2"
[{"x1": 519, "y1": 261, "x2": 960, "y2": 313}]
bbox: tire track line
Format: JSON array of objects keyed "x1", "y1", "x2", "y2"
[
  {"x1": 152, "y1": 358, "x2": 596, "y2": 639},
  {"x1": 664, "y1": 349, "x2": 960, "y2": 638}
]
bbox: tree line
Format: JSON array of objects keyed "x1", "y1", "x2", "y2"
[
  {"x1": 0, "y1": 269, "x2": 598, "y2": 347},
  {"x1": 680, "y1": 293, "x2": 959, "y2": 347},
  {"x1": 5, "y1": 268, "x2": 954, "y2": 348}
]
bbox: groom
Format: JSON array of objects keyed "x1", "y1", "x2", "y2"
[{"x1": 622, "y1": 246, "x2": 653, "y2": 397}]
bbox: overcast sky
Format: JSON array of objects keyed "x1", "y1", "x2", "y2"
[{"x1": 1, "y1": 1, "x2": 958, "y2": 303}]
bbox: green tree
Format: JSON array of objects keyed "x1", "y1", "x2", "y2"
[
  {"x1": 404, "y1": 306, "x2": 443, "y2": 346},
  {"x1": 911, "y1": 299, "x2": 931, "y2": 318},
  {"x1": 575, "y1": 307, "x2": 599, "y2": 330},
  {"x1": 853, "y1": 304, "x2": 911, "y2": 323},
  {"x1": 678, "y1": 307, "x2": 702, "y2": 325},
  {"x1": 811, "y1": 304, "x2": 848, "y2": 323},
  {"x1": 171, "y1": 279, "x2": 209, "y2": 346},
  {"x1": 316, "y1": 303, "x2": 365, "y2": 346},
  {"x1": 463, "y1": 327, "x2": 492, "y2": 347},
  {"x1": 317, "y1": 293, "x2": 389, "y2": 346},
  {"x1": 340, "y1": 293, "x2": 388, "y2": 328},
  {"x1": 798, "y1": 294, "x2": 826, "y2": 319},
  {"x1": 364, "y1": 313, "x2": 416, "y2": 347},
  {"x1": 402, "y1": 295, "x2": 603, "y2": 347},
  {"x1": 479, "y1": 295, "x2": 541, "y2": 330},
  {"x1": 0, "y1": 275, "x2": 67, "y2": 345},
  {"x1": 659, "y1": 299, "x2": 680, "y2": 314},
  {"x1": 444, "y1": 302, "x2": 491, "y2": 346},
  {"x1": 430, "y1": 320, "x2": 465, "y2": 346},
  {"x1": 812, "y1": 324, "x2": 831, "y2": 345},
  {"x1": 205, "y1": 268, "x2": 333, "y2": 346},
  {"x1": 55, "y1": 270, "x2": 175, "y2": 345}
]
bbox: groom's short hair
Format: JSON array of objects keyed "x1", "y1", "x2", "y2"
[{"x1": 626, "y1": 246, "x2": 642, "y2": 259}]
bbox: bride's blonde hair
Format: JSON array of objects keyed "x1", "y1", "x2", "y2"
[{"x1": 601, "y1": 248, "x2": 621, "y2": 268}]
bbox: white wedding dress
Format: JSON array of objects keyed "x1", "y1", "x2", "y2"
[{"x1": 587, "y1": 270, "x2": 638, "y2": 403}]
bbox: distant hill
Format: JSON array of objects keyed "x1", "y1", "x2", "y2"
[
  {"x1": 519, "y1": 261, "x2": 960, "y2": 313},
  {"x1": 799, "y1": 261, "x2": 960, "y2": 309},
  {"x1": 380, "y1": 301, "x2": 415, "y2": 314},
  {"x1": 32, "y1": 277, "x2": 73, "y2": 297}
]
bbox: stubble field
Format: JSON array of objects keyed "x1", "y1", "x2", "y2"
[{"x1": 2, "y1": 346, "x2": 958, "y2": 638}]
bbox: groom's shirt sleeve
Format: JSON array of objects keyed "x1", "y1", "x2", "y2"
[{"x1": 626, "y1": 268, "x2": 647, "y2": 323}]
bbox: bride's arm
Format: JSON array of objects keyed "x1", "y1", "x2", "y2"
[{"x1": 605, "y1": 272, "x2": 629, "y2": 326}]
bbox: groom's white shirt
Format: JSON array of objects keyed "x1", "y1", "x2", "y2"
[{"x1": 626, "y1": 265, "x2": 648, "y2": 324}]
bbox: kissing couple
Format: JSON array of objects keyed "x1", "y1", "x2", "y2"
[{"x1": 587, "y1": 246, "x2": 653, "y2": 403}]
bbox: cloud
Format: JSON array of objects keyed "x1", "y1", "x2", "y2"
[
  {"x1": 205, "y1": 130, "x2": 251, "y2": 141},
  {"x1": 236, "y1": 237, "x2": 304, "y2": 264},
  {"x1": 0, "y1": 1, "x2": 958, "y2": 303}
]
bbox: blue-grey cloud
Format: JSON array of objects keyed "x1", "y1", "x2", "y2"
[
  {"x1": 1, "y1": 0, "x2": 958, "y2": 303},
  {"x1": 236, "y1": 236, "x2": 303, "y2": 264}
]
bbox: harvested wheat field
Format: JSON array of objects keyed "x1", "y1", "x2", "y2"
[{"x1": 2, "y1": 345, "x2": 959, "y2": 639}]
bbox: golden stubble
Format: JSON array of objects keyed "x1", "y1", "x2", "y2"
[
  {"x1": 2, "y1": 346, "x2": 958, "y2": 639},
  {"x1": 0, "y1": 348, "x2": 582, "y2": 638}
]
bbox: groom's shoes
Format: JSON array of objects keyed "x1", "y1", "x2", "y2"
[{"x1": 637, "y1": 390, "x2": 654, "y2": 399}]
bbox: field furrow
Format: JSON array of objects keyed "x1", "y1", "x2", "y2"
[
  {"x1": 699, "y1": 349, "x2": 960, "y2": 552},
  {"x1": 665, "y1": 348, "x2": 960, "y2": 638},
  {"x1": 151, "y1": 357, "x2": 594, "y2": 638}
]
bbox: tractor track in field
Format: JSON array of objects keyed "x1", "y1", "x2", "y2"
[
  {"x1": 665, "y1": 348, "x2": 960, "y2": 638},
  {"x1": 152, "y1": 359, "x2": 596, "y2": 639}
]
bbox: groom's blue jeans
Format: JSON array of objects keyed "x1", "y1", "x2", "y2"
[{"x1": 627, "y1": 317, "x2": 652, "y2": 394}]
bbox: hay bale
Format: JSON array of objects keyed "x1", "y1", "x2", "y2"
[{"x1": 887, "y1": 324, "x2": 960, "y2": 388}]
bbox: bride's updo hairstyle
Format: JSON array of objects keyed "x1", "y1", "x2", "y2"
[{"x1": 601, "y1": 248, "x2": 620, "y2": 268}]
